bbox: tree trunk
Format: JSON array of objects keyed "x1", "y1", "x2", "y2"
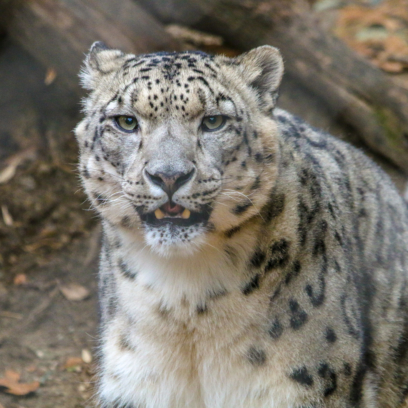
[
  {"x1": 1, "y1": 0, "x2": 180, "y2": 93},
  {"x1": 136, "y1": 0, "x2": 408, "y2": 172}
]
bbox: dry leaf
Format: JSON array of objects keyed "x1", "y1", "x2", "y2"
[
  {"x1": 0, "y1": 376, "x2": 39, "y2": 396},
  {"x1": 60, "y1": 283, "x2": 90, "y2": 301},
  {"x1": 5, "y1": 370, "x2": 20, "y2": 382},
  {"x1": 378, "y1": 60, "x2": 404, "y2": 72},
  {"x1": 166, "y1": 25, "x2": 223, "y2": 47},
  {"x1": 335, "y1": 1, "x2": 408, "y2": 73},
  {"x1": 24, "y1": 238, "x2": 64, "y2": 253},
  {"x1": 0, "y1": 311, "x2": 23, "y2": 320},
  {"x1": 13, "y1": 274, "x2": 27, "y2": 286},
  {"x1": 0, "y1": 147, "x2": 36, "y2": 184},
  {"x1": 81, "y1": 349, "x2": 92, "y2": 364},
  {"x1": 1, "y1": 205, "x2": 13, "y2": 226},
  {"x1": 44, "y1": 68, "x2": 57, "y2": 85},
  {"x1": 63, "y1": 357, "x2": 83, "y2": 369},
  {"x1": 0, "y1": 165, "x2": 17, "y2": 184},
  {"x1": 78, "y1": 383, "x2": 88, "y2": 392}
]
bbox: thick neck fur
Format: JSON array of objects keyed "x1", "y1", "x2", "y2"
[{"x1": 102, "y1": 137, "x2": 300, "y2": 321}]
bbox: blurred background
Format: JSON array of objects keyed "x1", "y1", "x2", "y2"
[{"x1": 0, "y1": 0, "x2": 408, "y2": 406}]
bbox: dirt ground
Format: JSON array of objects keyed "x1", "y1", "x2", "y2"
[
  {"x1": 0, "y1": 41, "x2": 100, "y2": 407},
  {"x1": 1, "y1": 1, "x2": 408, "y2": 407},
  {"x1": 0, "y1": 232, "x2": 100, "y2": 408}
]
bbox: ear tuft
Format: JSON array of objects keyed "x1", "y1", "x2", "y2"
[
  {"x1": 80, "y1": 41, "x2": 126, "y2": 90},
  {"x1": 235, "y1": 46, "x2": 284, "y2": 109}
]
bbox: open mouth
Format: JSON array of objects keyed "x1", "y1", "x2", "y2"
[{"x1": 140, "y1": 201, "x2": 210, "y2": 227}]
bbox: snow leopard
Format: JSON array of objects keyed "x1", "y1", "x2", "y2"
[{"x1": 75, "y1": 42, "x2": 408, "y2": 408}]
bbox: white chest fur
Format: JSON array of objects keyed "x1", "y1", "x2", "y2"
[{"x1": 97, "y1": 231, "x2": 300, "y2": 408}]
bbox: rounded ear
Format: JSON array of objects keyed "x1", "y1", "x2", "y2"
[
  {"x1": 80, "y1": 41, "x2": 126, "y2": 90},
  {"x1": 235, "y1": 45, "x2": 284, "y2": 110}
]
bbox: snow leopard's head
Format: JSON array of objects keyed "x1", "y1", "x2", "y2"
[{"x1": 75, "y1": 42, "x2": 283, "y2": 256}]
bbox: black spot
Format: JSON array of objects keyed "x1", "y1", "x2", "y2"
[
  {"x1": 251, "y1": 176, "x2": 261, "y2": 191},
  {"x1": 305, "y1": 272, "x2": 326, "y2": 307},
  {"x1": 284, "y1": 260, "x2": 301, "y2": 285},
  {"x1": 250, "y1": 250, "x2": 266, "y2": 268},
  {"x1": 118, "y1": 259, "x2": 137, "y2": 280},
  {"x1": 197, "y1": 304, "x2": 207, "y2": 314},
  {"x1": 242, "y1": 273, "x2": 261, "y2": 295},
  {"x1": 232, "y1": 199, "x2": 252, "y2": 215},
  {"x1": 93, "y1": 192, "x2": 108, "y2": 206},
  {"x1": 297, "y1": 200, "x2": 309, "y2": 246},
  {"x1": 289, "y1": 366, "x2": 314, "y2": 387},
  {"x1": 318, "y1": 363, "x2": 337, "y2": 397},
  {"x1": 118, "y1": 333, "x2": 134, "y2": 352},
  {"x1": 121, "y1": 216, "x2": 132, "y2": 228},
  {"x1": 265, "y1": 239, "x2": 290, "y2": 272},
  {"x1": 270, "y1": 285, "x2": 281, "y2": 302},
  {"x1": 277, "y1": 115, "x2": 288, "y2": 124},
  {"x1": 262, "y1": 192, "x2": 285, "y2": 223},
  {"x1": 82, "y1": 167, "x2": 91, "y2": 179},
  {"x1": 268, "y1": 318, "x2": 283, "y2": 339},
  {"x1": 334, "y1": 230, "x2": 343, "y2": 247},
  {"x1": 325, "y1": 327, "x2": 337, "y2": 343},
  {"x1": 247, "y1": 347, "x2": 267, "y2": 366},
  {"x1": 299, "y1": 168, "x2": 311, "y2": 185},
  {"x1": 255, "y1": 153, "x2": 263, "y2": 163},
  {"x1": 112, "y1": 237, "x2": 122, "y2": 249},
  {"x1": 313, "y1": 220, "x2": 328, "y2": 257},
  {"x1": 289, "y1": 299, "x2": 308, "y2": 330},
  {"x1": 343, "y1": 362, "x2": 352, "y2": 377},
  {"x1": 107, "y1": 296, "x2": 117, "y2": 317}
]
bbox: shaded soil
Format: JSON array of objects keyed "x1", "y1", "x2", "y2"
[
  {"x1": 0, "y1": 40, "x2": 99, "y2": 408},
  {"x1": 0, "y1": 232, "x2": 100, "y2": 408}
]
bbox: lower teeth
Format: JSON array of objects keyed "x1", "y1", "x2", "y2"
[
  {"x1": 154, "y1": 208, "x2": 165, "y2": 219},
  {"x1": 153, "y1": 208, "x2": 191, "y2": 220},
  {"x1": 181, "y1": 209, "x2": 191, "y2": 219}
]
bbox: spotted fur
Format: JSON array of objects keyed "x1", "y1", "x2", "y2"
[{"x1": 75, "y1": 42, "x2": 408, "y2": 408}]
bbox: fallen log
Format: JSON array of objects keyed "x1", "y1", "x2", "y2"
[
  {"x1": 136, "y1": 0, "x2": 408, "y2": 172},
  {"x1": 1, "y1": 0, "x2": 180, "y2": 92}
]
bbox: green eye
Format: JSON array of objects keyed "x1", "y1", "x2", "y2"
[
  {"x1": 115, "y1": 116, "x2": 138, "y2": 132},
  {"x1": 201, "y1": 115, "x2": 226, "y2": 132}
]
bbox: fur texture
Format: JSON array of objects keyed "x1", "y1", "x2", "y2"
[{"x1": 75, "y1": 43, "x2": 408, "y2": 408}]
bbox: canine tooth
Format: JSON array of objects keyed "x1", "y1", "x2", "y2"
[
  {"x1": 181, "y1": 209, "x2": 191, "y2": 219},
  {"x1": 155, "y1": 208, "x2": 165, "y2": 219}
]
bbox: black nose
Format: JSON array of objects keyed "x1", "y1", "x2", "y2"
[{"x1": 145, "y1": 168, "x2": 195, "y2": 197}]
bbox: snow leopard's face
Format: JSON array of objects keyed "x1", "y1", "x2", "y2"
[{"x1": 75, "y1": 43, "x2": 283, "y2": 256}]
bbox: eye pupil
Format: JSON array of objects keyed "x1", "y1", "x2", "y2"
[
  {"x1": 116, "y1": 116, "x2": 138, "y2": 132},
  {"x1": 202, "y1": 115, "x2": 226, "y2": 132}
]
